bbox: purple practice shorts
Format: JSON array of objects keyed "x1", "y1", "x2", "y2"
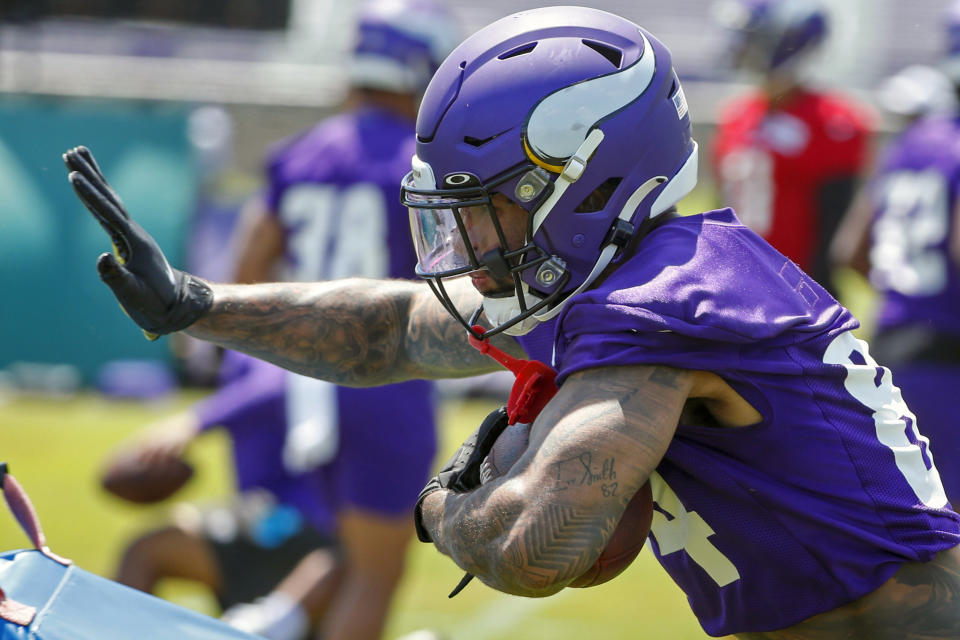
[{"x1": 315, "y1": 380, "x2": 438, "y2": 519}]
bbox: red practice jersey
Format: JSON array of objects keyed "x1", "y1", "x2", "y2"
[{"x1": 711, "y1": 89, "x2": 872, "y2": 272}]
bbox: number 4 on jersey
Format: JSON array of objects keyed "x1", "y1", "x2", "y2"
[{"x1": 648, "y1": 471, "x2": 741, "y2": 587}]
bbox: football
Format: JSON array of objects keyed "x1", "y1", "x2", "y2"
[
  {"x1": 100, "y1": 450, "x2": 194, "y2": 504},
  {"x1": 480, "y1": 422, "x2": 654, "y2": 588},
  {"x1": 480, "y1": 422, "x2": 531, "y2": 484},
  {"x1": 567, "y1": 482, "x2": 653, "y2": 588}
]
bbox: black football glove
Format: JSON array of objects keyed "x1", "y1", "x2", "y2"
[
  {"x1": 63, "y1": 146, "x2": 212, "y2": 340},
  {"x1": 414, "y1": 406, "x2": 509, "y2": 544},
  {"x1": 414, "y1": 406, "x2": 510, "y2": 598}
]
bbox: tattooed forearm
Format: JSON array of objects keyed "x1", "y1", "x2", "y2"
[
  {"x1": 549, "y1": 451, "x2": 620, "y2": 494},
  {"x1": 186, "y1": 277, "x2": 504, "y2": 385},
  {"x1": 557, "y1": 365, "x2": 689, "y2": 461},
  {"x1": 427, "y1": 475, "x2": 624, "y2": 597},
  {"x1": 425, "y1": 363, "x2": 693, "y2": 597},
  {"x1": 405, "y1": 277, "x2": 527, "y2": 376},
  {"x1": 189, "y1": 280, "x2": 406, "y2": 384}
]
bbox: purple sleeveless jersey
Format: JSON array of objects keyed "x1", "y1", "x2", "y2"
[
  {"x1": 517, "y1": 209, "x2": 960, "y2": 636},
  {"x1": 868, "y1": 114, "x2": 960, "y2": 336}
]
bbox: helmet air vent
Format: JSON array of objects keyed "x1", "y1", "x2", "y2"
[
  {"x1": 581, "y1": 39, "x2": 623, "y2": 68},
  {"x1": 574, "y1": 177, "x2": 622, "y2": 213},
  {"x1": 462, "y1": 127, "x2": 512, "y2": 148},
  {"x1": 463, "y1": 134, "x2": 496, "y2": 147},
  {"x1": 498, "y1": 42, "x2": 538, "y2": 60},
  {"x1": 463, "y1": 135, "x2": 490, "y2": 147}
]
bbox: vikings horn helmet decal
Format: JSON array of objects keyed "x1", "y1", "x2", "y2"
[{"x1": 402, "y1": 6, "x2": 698, "y2": 337}]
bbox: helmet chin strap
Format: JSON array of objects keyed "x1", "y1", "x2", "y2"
[
  {"x1": 480, "y1": 131, "x2": 607, "y2": 337},
  {"x1": 482, "y1": 174, "x2": 667, "y2": 334},
  {"x1": 533, "y1": 174, "x2": 667, "y2": 322},
  {"x1": 482, "y1": 288, "x2": 544, "y2": 336}
]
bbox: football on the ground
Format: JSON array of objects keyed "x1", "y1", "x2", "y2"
[
  {"x1": 480, "y1": 422, "x2": 654, "y2": 588},
  {"x1": 100, "y1": 450, "x2": 194, "y2": 504}
]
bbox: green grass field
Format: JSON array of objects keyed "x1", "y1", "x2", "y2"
[{"x1": 0, "y1": 391, "x2": 711, "y2": 640}]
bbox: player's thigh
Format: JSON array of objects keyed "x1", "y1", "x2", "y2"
[
  {"x1": 337, "y1": 507, "x2": 413, "y2": 579},
  {"x1": 326, "y1": 384, "x2": 435, "y2": 580}
]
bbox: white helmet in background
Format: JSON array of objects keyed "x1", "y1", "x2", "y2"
[{"x1": 876, "y1": 65, "x2": 956, "y2": 120}]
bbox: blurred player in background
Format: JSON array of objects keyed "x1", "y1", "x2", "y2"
[
  {"x1": 711, "y1": 0, "x2": 872, "y2": 294},
  {"x1": 216, "y1": 1, "x2": 461, "y2": 639},
  {"x1": 104, "y1": 106, "x2": 338, "y2": 639},
  {"x1": 830, "y1": 3, "x2": 960, "y2": 504},
  {"x1": 110, "y1": 350, "x2": 336, "y2": 640}
]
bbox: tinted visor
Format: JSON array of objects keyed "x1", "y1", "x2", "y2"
[{"x1": 403, "y1": 171, "x2": 492, "y2": 277}]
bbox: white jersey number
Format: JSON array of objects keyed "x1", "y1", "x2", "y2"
[
  {"x1": 870, "y1": 169, "x2": 950, "y2": 296},
  {"x1": 648, "y1": 471, "x2": 741, "y2": 587},
  {"x1": 279, "y1": 183, "x2": 388, "y2": 281},
  {"x1": 823, "y1": 331, "x2": 947, "y2": 508}
]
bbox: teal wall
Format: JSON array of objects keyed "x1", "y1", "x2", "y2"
[{"x1": 0, "y1": 96, "x2": 198, "y2": 383}]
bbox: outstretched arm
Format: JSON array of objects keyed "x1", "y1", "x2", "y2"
[
  {"x1": 418, "y1": 363, "x2": 693, "y2": 596},
  {"x1": 187, "y1": 276, "x2": 510, "y2": 385},
  {"x1": 65, "y1": 145, "x2": 514, "y2": 386}
]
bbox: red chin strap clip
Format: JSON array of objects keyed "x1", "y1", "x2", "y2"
[{"x1": 468, "y1": 326, "x2": 558, "y2": 425}]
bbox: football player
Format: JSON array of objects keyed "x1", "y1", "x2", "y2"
[
  {"x1": 212, "y1": 1, "x2": 458, "y2": 639},
  {"x1": 710, "y1": 0, "x2": 873, "y2": 295},
  {"x1": 65, "y1": 6, "x2": 960, "y2": 638},
  {"x1": 830, "y1": 1, "x2": 960, "y2": 507},
  {"x1": 110, "y1": 350, "x2": 337, "y2": 640}
]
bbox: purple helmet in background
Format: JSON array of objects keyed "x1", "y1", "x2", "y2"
[
  {"x1": 401, "y1": 6, "x2": 698, "y2": 338},
  {"x1": 350, "y1": 0, "x2": 462, "y2": 95},
  {"x1": 714, "y1": 0, "x2": 828, "y2": 76}
]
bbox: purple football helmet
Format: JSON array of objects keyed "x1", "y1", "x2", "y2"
[
  {"x1": 350, "y1": 0, "x2": 462, "y2": 94},
  {"x1": 401, "y1": 6, "x2": 698, "y2": 338},
  {"x1": 715, "y1": 0, "x2": 828, "y2": 76}
]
